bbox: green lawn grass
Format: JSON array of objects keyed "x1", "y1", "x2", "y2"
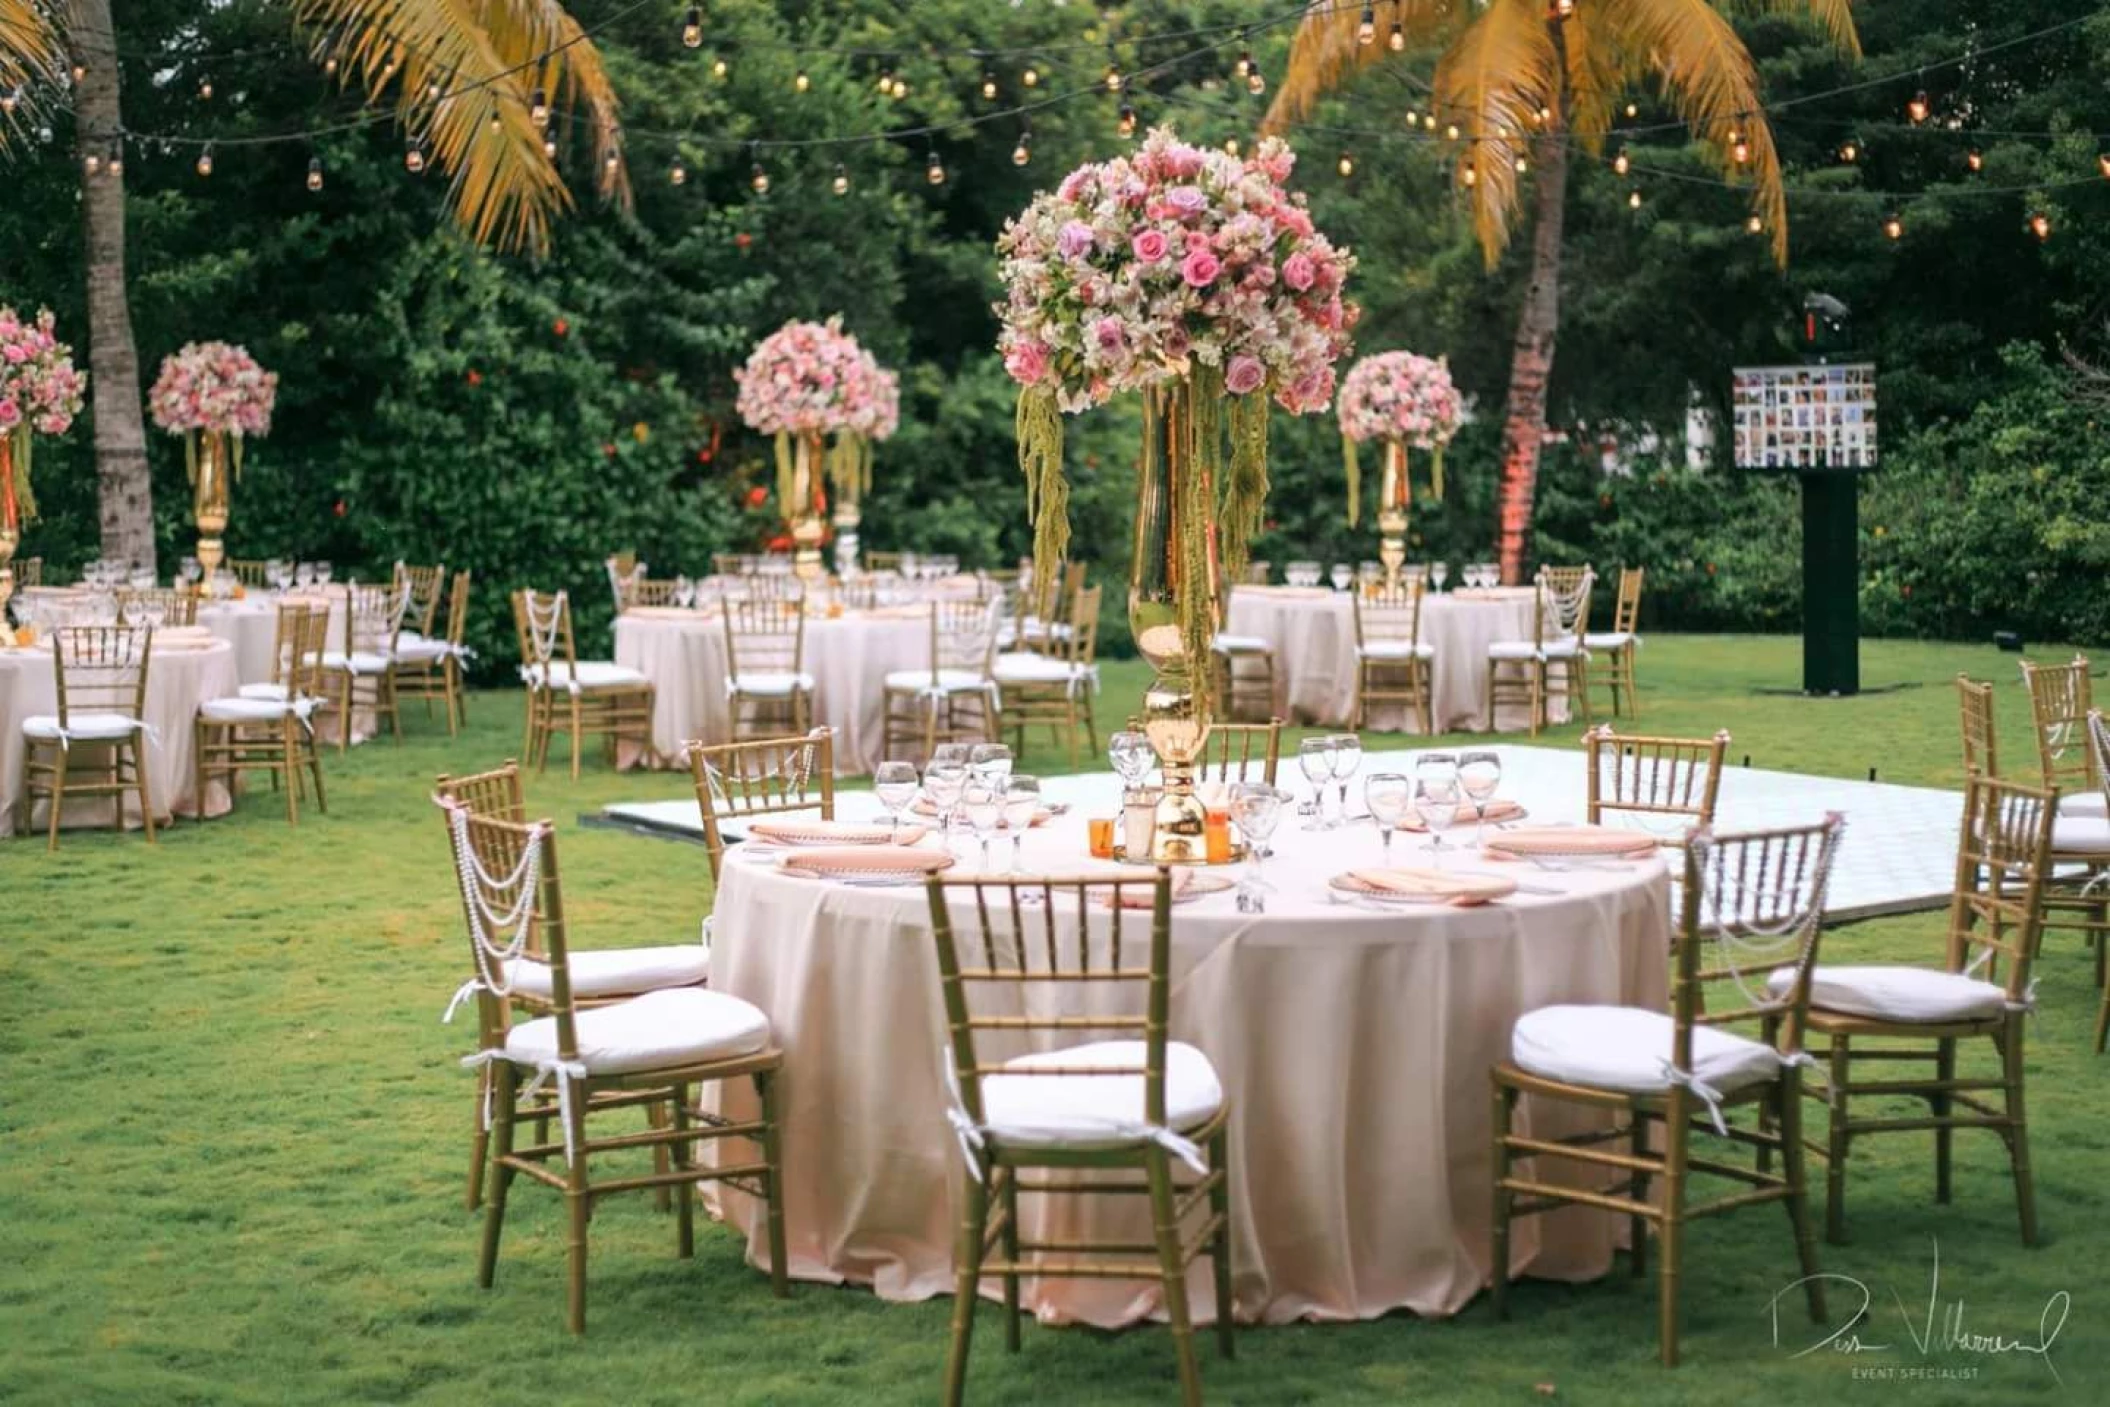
[{"x1": 4, "y1": 635, "x2": 2102, "y2": 1405}]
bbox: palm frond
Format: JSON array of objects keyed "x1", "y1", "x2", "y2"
[
  {"x1": 1621, "y1": 0, "x2": 1789, "y2": 264},
  {"x1": 296, "y1": 0, "x2": 627, "y2": 255},
  {"x1": 1727, "y1": 0, "x2": 1861, "y2": 59},
  {"x1": 1559, "y1": 7, "x2": 1627, "y2": 153},
  {"x1": 0, "y1": 0, "x2": 60, "y2": 153},
  {"x1": 1262, "y1": 0, "x2": 1456, "y2": 134},
  {"x1": 1434, "y1": 0, "x2": 1559, "y2": 268}
]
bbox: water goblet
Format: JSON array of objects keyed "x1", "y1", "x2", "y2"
[
  {"x1": 179, "y1": 556, "x2": 200, "y2": 587},
  {"x1": 1297, "y1": 737, "x2": 1336, "y2": 829},
  {"x1": 1230, "y1": 782, "x2": 1286, "y2": 892},
  {"x1": 1002, "y1": 775, "x2": 1042, "y2": 870},
  {"x1": 962, "y1": 778, "x2": 1005, "y2": 872},
  {"x1": 969, "y1": 742, "x2": 1013, "y2": 787},
  {"x1": 315, "y1": 562, "x2": 333, "y2": 586},
  {"x1": 1329, "y1": 563, "x2": 1353, "y2": 592},
  {"x1": 1430, "y1": 561, "x2": 1450, "y2": 593},
  {"x1": 1458, "y1": 750, "x2": 1503, "y2": 846},
  {"x1": 923, "y1": 759, "x2": 969, "y2": 850},
  {"x1": 1329, "y1": 733, "x2": 1363, "y2": 820},
  {"x1": 874, "y1": 760, "x2": 919, "y2": 843},
  {"x1": 1364, "y1": 772, "x2": 1413, "y2": 864},
  {"x1": 1109, "y1": 730, "x2": 1153, "y2": 787},
  {"x1": 1414, "y1": 753, "x2": 1461, "y2": 865},
  {"x1": 674, "y1": 576, "x2": 695, "y2": 609}
]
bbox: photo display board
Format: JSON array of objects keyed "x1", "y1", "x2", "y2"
[{"x1": 1731, "y1": 362, "x2": 1878, "y2": 470}]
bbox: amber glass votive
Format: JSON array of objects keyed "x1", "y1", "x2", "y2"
[{"x1": 1087, "y1": 816, "x2": 1116, "y2": 859}]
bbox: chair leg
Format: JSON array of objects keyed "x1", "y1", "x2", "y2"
[
  {"x1": 1933, "y1": 1038, "x2": 1955, "y2": 1203},
  {"x1": 1628, "y1": 1113, "x2": 1652, "y2": 1277},
  {"x1": 755, "y1": 1069, "x2": 789, "y2": 1297},
  {"x1": 1777, "y1": 1070, "x2": 1827, "y2": 1323},
  {"x1": 1656, "y1": 1100, "x2": 1691, "y2": 1368},
  {"x1": 44, "y1": 743, "x2": 65, "y2": 851},
  {"x1": 521, "y1": 689, "x2": 538, "y2": 767},
  {"x1": 568, "y1": 696, "x2": 585, "y2": 781},
  {"x1": 672, "y1": 1087, "x2": 695, "y2": 1260},
  {"x1": 478, "y1": 1063, "x2": 519, "y2": 1287},
  {"x1": 307, "y1": 732, "x2": 328, "y2": 815},
  {"x1": 648, "y1": 1099, "x2": 673, "y2": 1213},
  {"x1": 1489, "y1": 1082, "x2": 1514, "y2": 1318},
  {"x1": 1485, "y1": 661, "x2": 1499, "y2": 732},
  {"x1": 998, "y1": 1167, "x2": 1022, "y2": 1353},
  {"x1": 1626, "y1": 645, "x2": 1642, "y2": 720},
  {"x1": 1825, "y1": 1035, "x2": 1852, "y2": 1244},
  {"x1": 336, "y1": 674, "x2": 354, "y2": 754},
  {"x1": 942, "y1": 1172, "x2": 991, "y2": 1407},
  {"x1": 466, "y1": 1063, "x2": 490, "y2": 1211},
  {"x1": 1145, "y1": 1148, "x2": 1204, "y2": 1407},
  {"x1": 131, "y1": 739, "x2": 156, "y2": 844},
  {"x1": 565, "y1": 1098, "x2": 591, "y2": 1335},
  {"x1": 1207, "y1": 1126, "x2": 1235, "y2": 1359},
  {"x1": 2096, "y1": 974, "x2": 2110, "y2": 1055},
  {"x1": 193, "y1": 721, "x2": 209, "y2": 827},
  {"x1": 280, "y1": 719, "x2": 300, "y2": 825},
  {"x1": 1998, "y1": 1022, "x2": 2038, "y2": 1246}
]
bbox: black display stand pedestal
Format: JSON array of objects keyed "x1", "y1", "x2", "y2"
[{"x1": 1800, "y1": 472, "x2": 1860, "y2": 696}]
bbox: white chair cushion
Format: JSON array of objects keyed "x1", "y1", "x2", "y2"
[
  {"x1": 23, "y1": 711, "x2": 143, "y2": 742},
  {"x1": 978, "y1": 1039, "x2": 1223, "y2": 1151},
  {"x1": 728, "y1": 670, "x2": 815, "y2": 698},
  {"x1": 1767, "y1": 965, "x2": 2007, "y2": 1024},
  {"x1": 993, "y1": 653, "x2": 1085, "y2": 684},
  {"x1": 238, "y1": 682, "x2": 292, "y2": 703},
  {"x1": 321, "y1": 649, "x2": 394, "y2": 675},
  {"x1": 1488, "y1": 640, "x2": 1584, "y2": 662},
  {"x1": 503, "y1": 987, "x2": 769, "y2": 1076},
  {"x1": 2052, "y1": 815, "x2": 2110, "y2": 855},
  {"x1": 2059, "y1": 792, "x2": 2108, "y2": 819},
  {"x1": 884, "y1": 668, "x2": 993, "y2": 693},
  {"x1": 394, "y1": 638, "x2": 452, "y2": 663},
  {"x1": 506, "y1": 945, "x2": 712, "y2": 1001},
  {"x1": 1541, "y1": 639, "x2": 1586, "y2": 659},
  {"x1": 1584, "y1": 631, "x2": 1634, "y2": 650},
  {"x1": 1210, "y1": 633, "x2": 1273, "y2": 654},
  {"x1": 396, "y1": 629, "x2": 431, "y2": 648},
  {"x1": 526, "y1": 661, "x2": 650, "y2": 691},
  {"x1": 1510, "y1": 1004, "x2": 1780, "y2": 1096},
  {"x1": 199, "y1": 696, "x2": 297, "y2": 725},
  {"x1": 1358, "y1": 640, "x2": 1434, "y2": 660}
]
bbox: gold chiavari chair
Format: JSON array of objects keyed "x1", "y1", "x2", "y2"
[
  {"x1": 194, "y1": 604, "x2": 329, "y2": 825},
  {"x1": 514, "y1": 588, "x2": 655, "y2": 779},
  {"x1": 436, "y1": 760, "x2": 712, "y2": 1209},
  {"x1": 1957, "y1": 674, "x2": 1998, "y2": 778},
  {"x1": 1242, "y1": 561, "x2": 1270, "y2": 585},
  {"x1": 864, "y1": 550, "x2": 904, "y2": 573},
  {"x1": 437, "y1": 806, "x2": 787, "y2": 1333},
  {"x1": 721, "y1": 597, "x2": 813, "y2": 741},
  {"x1": 21, "y1": 624, "x2": 158, "y2": 849},
  {"x1": 1584, "y1": 726, "x2": 1728, "y2": 837},
  {"x1": 15, "y1": 556, "x2": 40, "y2": 588},
  {"x1": 1585, "y1": 566, "x2": 1646, "y2": 719},
  {"x1": 605, "y1": 555, "x2": 644, "y2": 614},
  {"x1": 1486, "y1": 567, "x2": 1595, "y2": 736},
  {"x1": 394, "y1": 560, "x2": 448, "y2": 637},
  {"x1": 2017, "y1": 655, "x2": 2110, "y2": 992},
  {"x1": 926, "y1": 869, "x2": 1234, "y2": 1407},
  {"x1": 617, "y1": 577, "x2": 680, "y2": 611},
  {"x1": 1018, "y1": 561, "x2": 1087, "y2": 656},
  {"x1": 710, "y1": 552, "x2": 754, "y2": 577},
  {"x1": 1792, "y1": 777, "x2": 2054, "y2": 1245},
  {"x1": 226, "y1": 558, "x2": 270, "y2": 589},
  {"x1": 1352, "y1": 581, "x2": 1434, "y2": 734},
  {"x1": 995, "y1": 582, "x2": 1101, "y2": 768},
  {"x1": 1491, "y1": 815, "x2": 1845, "y2": 1366},
  {"x1": 1209, "y1": 596, "x2": 1277, "y2": 725},
  {"x1": 394, "y1": 570, "x2": 472, "y2": 735},
  {"x1": 686, "y1": 730, "x2": 837, "y2": 881},
  {"x1": 2090, "y1": 711, "x2": 2110, "y2": 1053},
  {"x1": 882, "y1": 599, "x2": 1003, "y2": 763},
  {"x1": 116, "y1": 586, "x2": 199, "y2": 627},
  {"x1": 736, "y1": 571, "x2": 805, "y2": 604},
  {"x1": 1198, "y1": 719, "x2": 1282, "y2": 786},
  {"x1": 318, "y1": 580, "x2": 406, "y2": 752}
]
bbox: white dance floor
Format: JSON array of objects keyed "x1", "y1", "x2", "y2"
[{"x1": 596, "y1": 743, "x2": 1964, "y2": 924}]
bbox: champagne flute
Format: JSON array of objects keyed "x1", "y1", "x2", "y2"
[
  {"x1": 1459, "y1": 750, "x2": 1503, "y2": 846},
  {"x1": 1329, "y1": 733, "x2": 1362, "y2": 821},
  {"x1": 1364, "y1": 772, "x2": 1412, "y2": 864},
  {"x1": 963, "y1": 778, "x2": 1004, "y2": 872},
  {"x1": 1002, "y1": 775, "x2": 1042, "y2": 870},
  {"x1": 874, "y1": 760, "x2": 919, "y2": 843},
  {"x1": 1297, "y1": 737, "x2": 1335, "y2": 829}
]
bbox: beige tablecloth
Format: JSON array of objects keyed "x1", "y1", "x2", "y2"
[
  {"x1": 0, "y1": 638, "x2": 238, "y2": 836},
  {"x1": 199, "y1": 589, "x2": 352, "y2": 686},
  {"x1": 1226, "y1": 585, "x2": 1572, "y2": 733},
  {"x1": 614, "y1": 607, "x2": 933, "y2": 774},
  {"x1": 702, "y1": 763, "x2": 1670, "y2": 1326}
]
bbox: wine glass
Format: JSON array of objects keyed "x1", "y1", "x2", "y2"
[
  {"x1": 1329, "y1": 563, "x2": 1353, "y2": 592},
  {"x1": 1297, "y1": 737, "x2": 1336, "y2": 829},
  {"x1": 178, "y1": 556, "x2": 200, "y2": 588},
  {"x1": 674, "y1": 575, "x2": 695, "y2": 609},
  {"x1": 1414, "y1": 753, "x2": 1461, "y2": 866},
  {"x1": 1003, "y1": 775, "x2": 1042, "y2": 870},
  {"x1": 1230, "y1": 782, "x2": 1286, "y2": 896},
  {"x1": 1109, "y1": 730, "x2": 1153, "y2": 787},
  {"x1": 1431, "y1": 561, "x2": 1450, "y2": 593},
  {"x1": 874, "y1": 760, "x2": 919, "y2": 843},
  {"x1": 315, "y1": 562, "x2": 333, "y2": 586},
  {"x1": 1328, "y1": 733, "x2": 1362, "y2": 821},
  {"x1": 969, "y1": 742, "x2": 1013, "y2": 787},
  {"x1": 924, "y1": 758, "x2": 969, "y2": 850},
  {"x1": 1364, "y1": 772, "x2": 1413, "y2": 864},
  {"x1": 1459, "y1": 750, "x2": 1503, "y2": 846},
  {"x1": 963, "y1": 778, "x2": 1005, "y2": 872}
]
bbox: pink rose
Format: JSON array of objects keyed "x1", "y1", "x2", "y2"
[
  {"x1": 1224, "y1": 356, "x2": 1266, "y2": 395},
  {"x1": 1131, "y1": 229, "x2": 1170, "y2": 263},
  {"x1": 1165, "y1": 185, "x2": 1208, "y2": 217},
  {"x1": 1281, "y1": 253, "x2": 1317, "y2": 292},
  {"x1": 1004, "y1": 340, "x2": 1050, "y2": 386},
  {"x1": 0, "y1": 398, "x2": 18, "y2": 429},
  {"x1": 1180, "y1": 249, "x2": 1222, "y2": 288},
  {"x1": 2, "y1": 344, "x2": 26, "y2": 365},
  {"x1": 1165, "y1": 146, "x2": 1204, "y2": 180},
  {"x1": 1056, "y1": 220, "x2": 1096, "y2": 260},
  {"x1": 1092, "y1": 316, "x2": 1127, "y2": 356}
]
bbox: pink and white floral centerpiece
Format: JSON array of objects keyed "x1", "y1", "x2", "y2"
[
  {"x1": 149, "y1": 341, "x2": 278, "y2": 587},
  {"x1": 734, "y1": 316, "x2": 897, "y2": 575},
  {"x1": 1336, "y1": 350, "x2": 1462, "y2": 528},
  {"x1": 995, "y1": 125, "x2": 1357, "y2": 861},
  {"x1": 0, "y1": 306, "x2": 88, "y2": 615}
]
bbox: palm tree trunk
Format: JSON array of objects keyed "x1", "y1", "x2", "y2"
[
  {"x1": 71, "y1": 0, "x2": 156, "y2": 574},
  {"x1": 1494, "y1": 123, "x2": 1568, "y2": 586}
]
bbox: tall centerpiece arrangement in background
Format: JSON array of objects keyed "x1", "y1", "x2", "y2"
[
  {"x1": 734, "y1": 317, "x2": 896, "y2": 579},
  {"x1": 0, "y1": 308, "x2": 88, "y2": 622},
  {"x1": 149, "y1": 341, "x2": 278, "y2": 588},
  {"x1": 998, "y1": 127, "x2": 1356, "y2": 860},
  {"x1": 1337, "y1": 351, "x2": 1462, "y2": 587}
]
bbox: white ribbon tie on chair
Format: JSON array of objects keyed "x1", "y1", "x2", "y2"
[{"x1": 937, "y1": 1056, "x2": 1208, "y2": 1184}]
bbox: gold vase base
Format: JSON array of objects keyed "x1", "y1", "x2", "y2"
[{"x1": 1111, "y1": 839, "x2": 1248, "y2": 867}]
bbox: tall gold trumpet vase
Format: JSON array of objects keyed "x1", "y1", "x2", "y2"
[
  {"x1": 190, "y1": 429, "x2": 234, "y2": 588},
  {"x1": 1377, "y1": 438, "x2": 1409, "y2": 589},
  {"x1": 1129, "y1": 378, "x2": 1218, "y2": 863},
  {"x1": 831, "y1": 477, "x2": 861, "y2": 578},
  {"x1": 787, "y1": 432, "x2": 827, "y2": 580},
  {"x1": 0, "y1": 430, "x2": 22, "y2": 623}
]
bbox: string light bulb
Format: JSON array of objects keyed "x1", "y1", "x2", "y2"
[
  {"x1": 1118, "y1": 103, "x2": 1137, "y2": 138},
  {"x1": 1746, "y1": 214, "x2": 1763, "y2": 234},
  {"x1": 669, "y1": 156, "x2": 687, "y2": 186},
  {"x1": 1104, "y1": 61, "x2": 1122, "y2": 93},
  {"x1": 542, "y1": 125, "x2": 557, "y2": 158},
  {"x1": 1537, "y1": 105, "x2": 1553, "y2": 125},
  {"x1": 1906, "y1": 89, "x2": 1929, "y2": 124},
  {"x1": 1445, "y1": 122, "x2": 1461, "y2": 141},
  {"x1": 682, "y1": 6, "x2": 703, "y2": 48},
  {"x1": 926, "y1": 148, "x2": 946, "y2": 186},
  {"x1": 199, "y1": 79, "x2": 213, "y2": 101},
  {"x1": 1247, "y1": 67, "x2": 1267, "y2": 97},
  {"x1": 1388, "y1": 21, "x2": 1405, "y2": 51},
  {"x1": 1612, "y1": 147, "x2": 1630, "y2": 176},
  {"x1": 425, "y1": 75, "x2": 443, "y2": 102},
  {"x1": 323, "y1": 56, "x2": 337, "y2": 77},
  {"x1": 381, "y1": 58, "x2": 397, "y2": 81},
  {"x1": 602, "y1": 148, "x2": 619, "y2": 176},
  {"x1": 106, "y1": 142, "x2": 121, "y2": 177},
  {"x1": 750, "y1": 160, "x2": 769, "y2": 195},
  {"x1": 875, "y1": 67, "x2": 893, "y2": 95},
  {"x1": 1883, "y1": 212, "x2": 1903, "y2": 240},
  {"x1": 1460, "y1": 158, "x2": 1477, "y2": 188},
  {"x1": 1012, "y1": 128, "x2": 1032, "y2": 166},
  {"x1": 1223, "y1": 137, "x2": 1241, "y2": 156},
  {"x1": 890, "y1": 76, "x2": 908, "y2": 100},
  {"x1": 1357, "y1": 5, "x2": 1376, "y2": 45},
  {"x1": 70, "y1": 61, "x2": 84, "y2": 83},
  {"x1": 1, "y1": 87, "x2": 18, "y2": 115},
  {"x1": 1338, "y1": 151, "x2": 1355, "y2": 177},
  {"x1": 2027, "y1": 210, "x2": 2050, "y2": 241},
  {"x1": 530, "y1": 88, "x2": 548, "y2": 124},
  {"x1": 1838, "y1": 138, "x2": 1859, "y2": 164},
  {"x1": 1233, "y1": 50, "x2": 1252, "y2": 80},
  {"x1": 488, "y1": 110, "x2": 502, "y2": 135},
  {"x1": 1965, "y1": 148, "x2": 1983, "y2": 173},
  {"x1": 1022, "y1": 64, "x2": 1040, "y2": 88},
  {"x1": 1730, "y1": 129, "x2": 1749, "y2": 165},
  {"x1": 1514, "y1": 152, "x2": 1528, "y2": 174},
  {"x1": 1554, "y1": 0, "x2": 1577, "y2": 16},
  {"x1": 1423, "y1": 113, "x2": 1437, "y2": 131},
  {"x1": 307, "y1": 156, "x2": 324, "y2": 192},
  {"x1": 83, "y1": 149, "x2": 100, "y2": 176},
  {"x1": 980, "y1": 71, "x2": 997, "y2": 100},
  {"x1": 405, "y1": 137, "x2": 426, "y2": 174},
  {"x1": 196, "y1": 146, "x2": 214, "y2": 178},
  {"x1": 794, "y1": 69, "x2": 809, "y2": 93},
  {"x1": 711, "y1": 56, "x2": 728, "y2": 79},
  {"x1": 2098, "y1": 152, "x2": 2110, "y2": 180},
  {"x1": 1624, "y1": 102, "x2": 1638, "y2": 119},
  {"x1": 1627, "y1": 187, "x2": 1643, "y2": 209},
  {"x1": 831, "y1": 163, "x2": 850, "y2": 195}
]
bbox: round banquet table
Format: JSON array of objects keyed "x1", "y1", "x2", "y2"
[
  {"x1": 1225, "y1": 584, "x2": 1572, "y2": 733},
  {"x1": 0, "y1": 635, "x2": 238, "y2": 837},
  {"x1": 198, "y1": 588, "x2": 352, "y2": 687},
  {"x1": 700, "y1": 761, "x2": 1670, "y2": 1326},
  {"x1": 614, "y1": 605, "x2": 935, "y2": 775}
]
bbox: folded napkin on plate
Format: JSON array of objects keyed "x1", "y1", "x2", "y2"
[
  {"x1": 779, "y1": 845, "x2": 954, "y2": 877},
  {"x1": 1480, "y1": 825, "x2": 1657, "y2": 860},
  {"x1": 750, "y1": 818, "x2": 927, "y2": 846},
  {"x1": 1102, "y1": 868, "x2": 1196, "y2": 909},
  {"x1": 1403, "y1": 797, "x2": 1523, "y2": 830},
  {"x1": 1346, "y1": 868, "x2": 1516, "y2": 905}
]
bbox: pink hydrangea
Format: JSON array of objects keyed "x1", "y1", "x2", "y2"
[
  {"x1": 995, "y1": 127, "x2": 1357, "y2": 413},
  {"x1": 1336, "y1": 351, "x2": 1464, "y2": 448},
  {"x1": 0, "y1": 307, "x2": 86, "y2": 442},
  {"x1": 735, "y1": 316, "x2": 896, "y2": 440},
  {"x1": 149, "y1": 341, "x2": 275, "y2": 437}
]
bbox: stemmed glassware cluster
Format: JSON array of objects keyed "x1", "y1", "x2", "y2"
[
  {"x1": 1413, "y1": 753, "x2": 1462, "y2": 866},
  {"x1": 1296, "y1": 735, "x2": 1364, "y2": 829}
]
